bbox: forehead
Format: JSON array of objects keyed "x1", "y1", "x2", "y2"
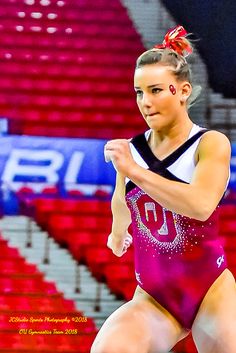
[{"x1": 134, "y1": 64, "x2": 176, "y2": 86}]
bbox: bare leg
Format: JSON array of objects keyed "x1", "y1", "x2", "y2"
[
  {"x1": 192, "y1": 269, "x2": 236, "y2": 353},
  {"x1": 91, "y1": 286, "x2": 189, "y2": 353}
]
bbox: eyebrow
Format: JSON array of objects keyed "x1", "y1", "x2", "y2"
[{"x1": 134, "y1": 83, "x2": 164, "y2": 89}]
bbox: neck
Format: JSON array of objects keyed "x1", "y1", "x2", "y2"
[{"x1": 150, "y1": 115, "x2": 194, "y2": 147}]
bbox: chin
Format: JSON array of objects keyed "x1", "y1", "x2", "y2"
[{"x1": 145, "y1": 121, "x2": 163, "y2": 131}]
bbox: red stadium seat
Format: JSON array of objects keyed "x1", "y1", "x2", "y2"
[
  {"x1": 103, "y1": 263, "x2": 136, "y2": 299},
  {"x1": 219, "y1": 204, "x2": 236, "y2": 219},
  {"x1": 85, "y1": 246, "x2": 115, "y2": 281},
  {"x1": 0, "y1": 230, "x2": 97, "y2": 352},
  {"x1": 219, "y1": 219, "x2": 236, "y2": 236},
  {"x1": 47, "y1": 214, "x2": 111, "y2": 244},
  {"x1": 120, "y1": 281, "x2": 137, "y2": 301},
  {"x1": 0, "y1": 277, "x2": 59, "y2": 295},
  {"x1": 173, "y1": 333, "x2": 197, "y2": 353},
  {"x1": 0, "y1": 259, "x2": 42, "y2": 277},
  {"x1": 68, "y1": 231, "x2": 107, "y2": 263},
  {"x1": 0, "y1": 246, "x2": 22, "y2": 259},
  {"x1": 0, "y1": 0, "x2": 145, "y2": 138}
]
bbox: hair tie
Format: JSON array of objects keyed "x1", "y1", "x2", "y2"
[{"x1": 154, "y1": 25, "x2": 192, "y2": 57}]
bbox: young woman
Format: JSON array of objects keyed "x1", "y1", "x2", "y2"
[{"x1": 91, "y1": 26, "x2": 236, "y2": 353}]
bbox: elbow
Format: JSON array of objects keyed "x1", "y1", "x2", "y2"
[
  {"x1": 191, "y1": 204, "x2": 214, "y2": 222},
  {"x1": 194, "y1": 212, "x2": 211, "y2": 222}
]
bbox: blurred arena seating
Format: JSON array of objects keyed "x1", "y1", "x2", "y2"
[
  {"x1": 0, "y1": 1, "x2": 235, "y2": 353},
  {"x1": 0, "y1": 1, "x2": 144, "y2": 348},
  {"x1": 0, "y1": 234, "x2": 97, "y2": 352},
  {"x1": 33, "y1": 197, "x2": 136, "y2": 302},
  {"x1": 219, "y1": 203, "x2": 236, "y2": 276},
  {"x1": 0, "y1": 0, "x2": 146, "y2": 138},
  {"x1": 161, "y1": 0, "x2": 236, "y2": 99}
]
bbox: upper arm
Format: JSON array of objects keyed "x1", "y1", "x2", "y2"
[{"x1": 191, "y1": 130, "x2": 231, "y2": 208}]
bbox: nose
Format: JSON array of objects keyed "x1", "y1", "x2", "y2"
[{"x1": 141, "y1": 92, "x2": 152, "y2": 108}]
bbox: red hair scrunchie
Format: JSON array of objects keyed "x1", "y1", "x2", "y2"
[{"x1": 154, "y1": 25, "x2": 192, "y2": 57}]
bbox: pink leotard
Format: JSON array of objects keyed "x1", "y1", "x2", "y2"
[{"x1": 125, "y1": 125, "x2": 227, "y2": 329}]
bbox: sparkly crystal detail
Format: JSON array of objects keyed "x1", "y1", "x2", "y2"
[{"x1": 126, "y1": 189, "x2": 189, "y2": 255}]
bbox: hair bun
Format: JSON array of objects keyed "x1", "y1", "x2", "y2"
[{"x1": 154, "y1": 25, "x2": 192, "y2": 57}]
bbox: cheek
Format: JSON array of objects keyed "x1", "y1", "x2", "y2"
[
  {"x1": 159, "y1": 94, "x2": 179, "y2": 109},
  {"x1": 136, "y1": 99, "x2": 144, "y2": 111}
]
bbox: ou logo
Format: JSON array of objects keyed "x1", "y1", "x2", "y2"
[{"x1": 136, "y1": 197, "x2": 179, "y2": 242}]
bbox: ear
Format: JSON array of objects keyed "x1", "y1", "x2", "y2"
[{"x1": 180, "y1": 81, "x2": 192, "y2": 103}]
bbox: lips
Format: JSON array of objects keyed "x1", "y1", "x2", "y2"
[{"x1": 146, "y1": 112, "x2": 159, "y2": 117}]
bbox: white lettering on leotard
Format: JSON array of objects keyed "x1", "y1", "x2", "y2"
[
  {"x1": 144, "y1": 202, "x2": 157, "y2": 222},
  {"x1": 157, "y1": 208, "x2": 168, "y2": 236},
  {"x1": 144, "y1": 202, "x2": 169, "y2": 236},
  {"x1": 216, "y1": 255, "x2": 224, "y2": 268},
  {"x1": 135, "y1": 272, "x2": 143, "y2": 285}
]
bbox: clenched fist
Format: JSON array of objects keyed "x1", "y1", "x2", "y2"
[
  {"x1": 104, "y1": 139, "x2": 136, "y2": 176},
  {"x1": 107, "y1": 232, "x2": 133, "y2": 257}
]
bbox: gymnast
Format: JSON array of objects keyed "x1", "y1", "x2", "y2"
[{"x1": 91, "y1": 25, "x2": 236, "y2": 353}]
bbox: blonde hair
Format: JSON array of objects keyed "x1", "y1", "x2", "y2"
[{"x1": 135, "y1": 46, "x2": 201, "y2": 108}]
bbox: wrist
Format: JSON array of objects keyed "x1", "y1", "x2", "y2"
[
  {"x1": 126, "y1": 162, "x2": 143, "y2": 182},
  {"x1": 110, "y1": 231, "x2": 126, "y2": 242}
]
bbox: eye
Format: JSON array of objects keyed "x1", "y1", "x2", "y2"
[
  {"x1": 152, "y1": 87, "x2": 162, "y2": 94},
  {"x1": 135, "y1": 90, "x2": 143, "y2": 97}
]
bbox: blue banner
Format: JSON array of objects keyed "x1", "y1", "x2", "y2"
[
  {"x1": 230, "y1": 142, "x2": 236, "y2": 190},
  {"x1": 0, "y1": 135, "x2": 116, "y2": 192},
  {"x1": 0, "y1": 135, "x2": 116, "y2": 214}
]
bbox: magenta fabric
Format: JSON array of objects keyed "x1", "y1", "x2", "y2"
[{"x1": 126, "y1": 187, "x2": 227, "y2": 329}]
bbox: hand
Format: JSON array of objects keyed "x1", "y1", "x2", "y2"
[
  {"x1": 104, "y1": 139, "x2": 136, "y2": 176},
  {"x1": 107, "y1": 232, "x2": 133, "y2": 257}
]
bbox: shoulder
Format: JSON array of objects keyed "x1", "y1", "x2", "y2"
[
  {"x1": 198, "y1": 130, "x2": 231, "y2": 159},
  {"x1": 201, "y1": 129, "x2": 230, "y2": 144}
]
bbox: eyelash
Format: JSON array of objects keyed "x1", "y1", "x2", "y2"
[
  {"x1": 152, "y1": 88, "x2": 162, "y2": 93},
  {"x1": 135, "y1": 88, "x2": 162, "y2": 97},
  {"x1": 136, "y1": 90, "x2": 143, "y2": 97}
]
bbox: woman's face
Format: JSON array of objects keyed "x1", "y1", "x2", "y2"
[{"x1": 134, "y1": 63, "x2": 190, "y2": 131}]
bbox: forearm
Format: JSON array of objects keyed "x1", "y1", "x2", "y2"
[
  {"x1": 109, "y1": 197, "x2": 132, "y2": 257},
  {"x1": 111, "y1": 197, "x2": 131, "y2": 240},
  {"x1": 110, "y1": 172, "x2": 132, "y2": 240},
  {"x1": 127, "y1": 164, "x2": 214, "y2": 221}
]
